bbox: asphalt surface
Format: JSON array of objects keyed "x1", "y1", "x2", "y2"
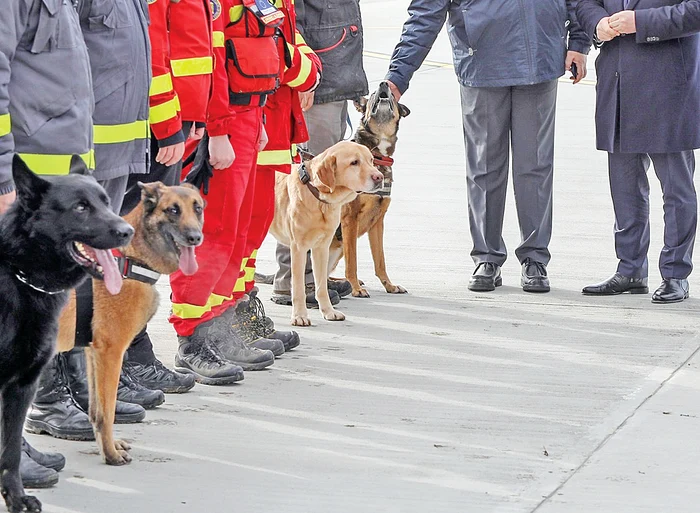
[{"x1": 27, "y1": 2, "x2": 700, "y2": 512}]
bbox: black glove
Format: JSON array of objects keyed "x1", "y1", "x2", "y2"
[{"x1": 183, "y1": 132, "x2": 214, "y2": 195}]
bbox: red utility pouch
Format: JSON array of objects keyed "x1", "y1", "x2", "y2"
[{"x1": 225, "y1": 37, "x2": 281, "y2": 95}]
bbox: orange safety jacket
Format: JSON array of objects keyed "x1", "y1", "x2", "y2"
[
  {"x1": 148, "y1": 0, "x2": 213, "y2": 145},
  {"x1": 257, "y1": 0, "x2": 321, "y2": 173}
]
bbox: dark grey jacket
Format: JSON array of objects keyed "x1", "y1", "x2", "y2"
[
  {"x1": 79, "y1": 0, "x2": 151, "y2": 180},
  {"x1": 0, "y1": 0, "x2": 93, "y2": 194},
  {"x1": 295, "y1": 0, "x2": 368, "y2": 104},
  {"x1": 387, "y1": 0, "x2": 591, "y2": 93}
]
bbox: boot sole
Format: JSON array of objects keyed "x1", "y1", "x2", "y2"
[
  {"x1": 582, "y1": 287, "x2": 649, "y2": 296},
  {"x1": 174, "y1": 367, "x2": 245, "y2": 386},
  {"x1": 114, "y1": 411, "x2": 147, "y2": 425},
  {"x1": 651, "y1": 293, "x2": 689, "y2": 304},
  {"x1": 468, "y1": 276, "x2": 502, "y2": 292},
  {"x1": 25, "y1": 420, "x2": 94, "y2": 442},
  {"x1": 236, "y1": 357, "x2": 275, "y2": 371},
  {"x1": 23, "y1": 473, "x2": 59, "y2": 489},
  {"x1": 116, "y1": 393, "x2": 166, "y2": 410}
]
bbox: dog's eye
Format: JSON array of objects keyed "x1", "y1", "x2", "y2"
[
  {"x1": 74, "y1": 201, "x2": 89, "y2": 213},
  {"x1": 194, "y1": 203, "x2": 203, "y2": 215},
  {"x1": 351, "y1": 160, "x2": 359, "y2": 166},
  {"x1": 168, "y1": 205, "x2": 180, "y2": 216}
]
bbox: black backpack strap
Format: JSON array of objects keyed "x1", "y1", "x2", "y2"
[{"x1": 74, "y1": 279, "x2": 94, "y2": 348}]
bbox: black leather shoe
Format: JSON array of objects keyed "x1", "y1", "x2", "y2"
[
  {"x1": 25, "y1": 355, "x2": 95, "y2": 441},
  {"x1": 468, "y1": 262, "x2": 502, "y2": 292},
  {"x1": 20, "y1": 452, "x2": 58, "y2": 489},
  {"x1": 652, "y1": 279, "x2": 689, "y2": 304},
  {"x1": 582, "y1": 272, "x2": 649, "y2": 295},
  {"x1": 118, "y1": 366, "x2": 166, "y2": 409},
  {"x1": 521, "y1": 258, "x2": 550, "y2": 293},
  {"x1": 22, "y1": 438, "x2": 64, "y2": 472},
  {"x1": 327, "y1": 279, "x2": 352, "y2": 298},
  {"x1": 122, "y1": 358, "x2": 195, "y2": 394},
  {"x1": 271, "y1": 289, "x2": 340, "y2": 308},
  {"x1": 63, "y1": 348, "x2": 146, "y2": 424}
]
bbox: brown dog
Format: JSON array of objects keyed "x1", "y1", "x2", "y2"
[
  {"x1": 56, "y1": 182, "x2": 204, "y2": 465},
  {"x1": 269, "y1": 141, "x2": 384, "y2": 326},
  {"x1": 328, "y1": 81, "x2": 411, "y2": 297}
]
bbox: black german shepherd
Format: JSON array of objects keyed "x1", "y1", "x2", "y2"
[{"x1": 0, "y1": 156, "x2": 133, "y2": 513}]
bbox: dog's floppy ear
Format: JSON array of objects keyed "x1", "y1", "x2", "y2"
[
  {"x1": 398, "y1": 103, "x2": 411, "y2": 118},
  {"x1": 353, "y1": 97, "x2": 368, "y2": 114},
  {"x1": 315, "y1": 154, "x2": 337, "y2": 194},
  {"x1": 69, "y1": 154, "x2": 91, "y2": 176},
  {"x1": 138, "y1": 181, "x2": 164, "y2": 213},
  {"x1": 12, "y1": 154, "x2": 51, "y2": 209}
]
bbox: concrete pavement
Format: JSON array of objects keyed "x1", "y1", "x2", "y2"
[{"x1": 28, "y1": 2, "x2": 700, "y2": 512}]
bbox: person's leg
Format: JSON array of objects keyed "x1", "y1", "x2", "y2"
[
  {"x1": 97, "y1": 175, "x2": 130, "y2": 215},
  {"x1": 510, "y1": 79, "x2": 557, "y2": 266},
  {"x1": 648, "y1": 151, "x2": 696, "y2": 303}
]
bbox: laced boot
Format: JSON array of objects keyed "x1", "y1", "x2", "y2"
[
  {"x1": 247, "y1": 288, "x2": 300, "y2": 351},
  {"x1": 222, "y1": 298, "x2": 285, "y2": 357},
  {"x1": 174, "y1": 324, "x2": 245, "y2": 385},
  {"x1": 200, "y1": 315, "x2": 275, "y2": 371},
  {"x1": 117, "y1": 363, "x2": 166, "y2": 409}
]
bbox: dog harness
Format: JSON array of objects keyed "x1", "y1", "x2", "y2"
[
  {"x1": 297, "y1": 162, "x2": 330, "y2": 204},
  {"x1": 74, "y1": 252, "x2": 161, "y2": 347}
]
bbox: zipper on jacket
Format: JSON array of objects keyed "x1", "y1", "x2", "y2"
[{"x1": 516, "y1": 0, "x2": 534, "y2": 82}]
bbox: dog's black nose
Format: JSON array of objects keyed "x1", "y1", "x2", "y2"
[
  {"x1": 113, "y1": 223, "x2": 134, "y2": 243},
  {"x1": 185, "y1": 231, "x2": 203, "y2": 246}
]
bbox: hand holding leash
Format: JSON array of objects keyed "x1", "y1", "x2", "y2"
[{"x1": 183, "y1": 133, "x2": 214, "y2": 195}]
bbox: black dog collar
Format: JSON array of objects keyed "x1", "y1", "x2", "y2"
[
  {"x1": 114, "y1": 252, "x2": 161, "y2": 285},
  {"x1": 298, "y1": 162, "x2": 330, "y2": 204},
  {"x1": 12, "y1": 268, "x2": 65, "y2": 295}
]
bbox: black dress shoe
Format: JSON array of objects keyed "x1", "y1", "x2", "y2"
[
  {"x1": 468, "y1": 262, "x2": 502, "y2": 292},
  {"x1": 652, "y1": 279, "x2": 689, "y2": 304},
  {"x1": 22, "y1": 438, "x2": 65, "y2": 472},
  {"x1": 582, "y1": 272, "x2": 649, "y2": 295},
  {"x1": 20, "y1": 452, "x2": 58, "y2": 489},
  {"x1": 521, "y1": 258, "x2": 550, "y2": 293}
]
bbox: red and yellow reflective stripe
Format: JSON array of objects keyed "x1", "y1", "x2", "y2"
[
  {"x1": 286, "y1": 48, "x2": 313, "y2": 88},
  {"x1": 212, "y1": 31, "x2": 225, "y2": 48},
  {"x1": 19, "y1": 150, "x2": 95, "y2": 176},
  {"x1": 257, "y1": 148, "x2": 293, "y2": 166},
  {"x1": 0, "y1": 114, "x2": 10, "y2": 138},
  {"x1": 149, "y1": 73, "x2": 174, "y2": 97},
  {"x1": 243, "y1": 249, "x2": 258, "y2": 282},
  {"x1": 94, "y1": 120, "x2": 149, "y2": 145},
  {"x1": 171, "y1": 57, "x2": 213, "y2": 77},
  {"x1": 171, "y1": 293, "x2": 232, "y2": 320},
  {"x1": 149, "y1": 97, "x2": 180, "y2": 125}
]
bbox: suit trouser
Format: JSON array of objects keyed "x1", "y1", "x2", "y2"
[
  {"x1": 460, "y1": 80, "x2": 557, "y2": 266},
  {"x1": 608, "y1": 151, "x2": 696, "y2": 280},
  {"x1": 273, "y1": 100, "x2": 348, "y2": 293}
]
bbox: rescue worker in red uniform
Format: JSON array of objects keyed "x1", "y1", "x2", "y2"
[
  {"x1": 168, "y1": 0, "x2": 321, "y2": 383},
  {"x1": 230, "y1": 0, "x2": 322, "y2": 343},
  {"x1": 119, "y1": 0, "x2": 216, "y2": 395}
]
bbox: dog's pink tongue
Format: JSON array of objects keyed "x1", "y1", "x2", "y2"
[
  {"x1": 94, "y1": 249, "x2": 123, "y2": 295},
  {"x1": 179, "y1": 246, "x2": 198, "y2": 276}
]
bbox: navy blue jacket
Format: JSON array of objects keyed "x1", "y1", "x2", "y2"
[
  {"x1": 577, "y1": 0, "x2": 700, "y2": 153},
  {"x1": 386, "y1": 0, "x2": 591, "y2": 93}
]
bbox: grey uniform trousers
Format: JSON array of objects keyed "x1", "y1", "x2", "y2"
[
  {"x1": 273, "y1": 100, "x2": 349, "y2": 293},
  {"x1": 460, "y1": 80, "x2": 558, "y2": 266},
  {"x1": 608, "y1": 150, "x2": 696, "y2": 280}
]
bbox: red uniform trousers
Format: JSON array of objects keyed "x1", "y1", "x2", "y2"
[{"x1": 169, "y1": 106, "x2": 262, "y2": 336}]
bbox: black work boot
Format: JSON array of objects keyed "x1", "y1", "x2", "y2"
[
  {"x1": 122, "y1": 357, "x2": 196, "y2": 394},
  {"x1": 63, "y1": 348, "x2": 146, "y2": 424},
  {"x1": 118, "y1": 364, "x2": 166, "y2": 409},
  {"x1": 247, "y1": 288, "x2": 300, "y2": 352},
  {"x1": 20, "y1": 453, "x2": 58, "y2": 489},
  {"x1": 22, "y1": 438, "x2": 65, "y2": 472},
  {"x1": 204, "y1": 314, "x2": 275, "y2": 371},
  {"x1": 468, "y1": 262, "x2": 502, "y2": 292},
  {"x1": 175, "y1": 326, "x2": 245, "y2": 385},
  {"x1": 222, "y1": 299, "x2": 285, "y2": 357},
  {"x1": 25, "y1": 355, "x2": 95, "y2": 441}
]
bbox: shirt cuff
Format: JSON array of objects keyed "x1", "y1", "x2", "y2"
[{"x1": 157, "y1": 129, "x2": 186, "y2": 148}]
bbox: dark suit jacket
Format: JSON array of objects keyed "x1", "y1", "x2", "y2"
[{"x1": 577, "y1": 0, "x2": 700, "y2": 153}]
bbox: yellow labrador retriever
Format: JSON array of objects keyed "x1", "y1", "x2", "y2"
[{"x1": 269, "y1": 141, "x2": 384, "y2": 326}]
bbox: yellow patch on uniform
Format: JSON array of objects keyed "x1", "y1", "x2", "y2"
[{"x1": 210, "y1": 0, "x2": 222, "y2": 20}]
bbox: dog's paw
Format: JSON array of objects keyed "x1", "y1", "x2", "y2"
[
  {"x1": 291, "y1": 315, "x2": 312, "y2": 327},
  {"x1": 114, "y1": 439, "x2": 131, "y2": 452},
  {"x1": 4, "y1": 494, "x2": 41, "y2": 513},
  {"x1": 352, "y1": 287, "x2": 370, "y2": 298},
  {"x1": 104, "y1": 441, "x2": 132, "y2": 466},
  {"x1": 323, "y1": 309, "x2": 346, "y2": 321},
  {"x1": 386, "y1": 284, "x2": 408, "y2": 294}
]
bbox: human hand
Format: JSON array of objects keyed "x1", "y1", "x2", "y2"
[
  {"x1": 387, "y1": 80, "x2": 402, "y2": 101},
  {"x1": 566, "y1": 51, "x2": 588, "y2": 84},
  {"x1": 596, "y1": 16, "x2": 620, "y2": 42},
  {"x1": 299, "y1": 91, "x2": 315, "y2": 112},
  {"x1": 258, "y1": 125, "x2": 268, "y2": 152},
  {"x1": 0, "y1": 190, "x2": 16, "y2": 215},
  {"x1": 609, "y1": 10, "x2": 636, "y2": 35},
  {"x1": 156, "y1": 141, "x2": 186, "y2": 166},
  {"x1": 189, "y1": 124, "x2": 205, "y2": 140},
  {"x1": 208, "y1": 134, "x2": 235, "y2": 170}
]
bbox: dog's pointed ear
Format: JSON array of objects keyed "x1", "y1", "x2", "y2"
[
  {"x1": 353, "y1": 97, "x2": 368, "y2": 114},
  {"x1": 315, "y1": 154, "x2": 336, "y2": 194},
  {"x1": 12, "y1": 154, "x2": 51, "y2": 209},
  {"x1": 398, "y1": 103, "x2": 411, "y2": 118},
  {"x1": 138, "y1": 181, "x2": 164, "y2": 213},
  {"x1": 69, "y1": 155, "x2": 90, "y2": 176}
]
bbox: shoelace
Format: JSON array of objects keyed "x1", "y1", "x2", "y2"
[
  {"x1": 524, "y1": 259, "x2": 547, "y2": 277},
  {"x1": 196, "y1": 342, "x2": 227, "y2": 366},
  {"x1": 248, "y1": 296, "x2": 271, "y2": 338}
]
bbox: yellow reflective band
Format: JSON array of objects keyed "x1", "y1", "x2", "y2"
[
  {"x1": 19, "y1": 151, "x2": 95, "y2": 176},
  {"x1": 229, "y1": 5, "x2": 243, "y2": 22},
  {"x1": 250, "y1": 249, "x2": 258, "y2": 260},
  {"x1": 171, "y1": 293, "x2": 231, "y2": 320},
  {"x1": 287, "y1": 53, "x2": 313, "y2": 88},
  {"x1": 94, "y1": 120, "x2": 149, "y2": 145},
  {"x1": 0, "y1": 114, "x2": 10, "y2": 138},
  {"x1": 239, "y1": 257, "x2": 249, "y2": 272},
  {"x1": 291, "y1": 144, "x2": 297, "y2": 158},
  {"x1": 150, "y1": 97, "x2": 179, "y2": 125},
  {"x1": 149, "y1": 73, "x2": 174, "y2": 97},
  {"x1": 233, "y1": 276, "x2": 246, "y2": 293},
  {"x1": 257, "y1": 149, "x2": 293, "y2": 166},
  {"x1": 174, "y1": 95, "x2": 181, "y2": 112},
  {"x1": 299, "y1": 45, "x2": 315, "y2": 56},
  {"x1": 213, "y1": 31, "x2": 225, "y2": 48},
  {"x1": 171, "y1": 57, "x2": 213, "y2": 78},
  {"x1": 295, "y1": 32, "x2": 308, "y2": 46}
]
